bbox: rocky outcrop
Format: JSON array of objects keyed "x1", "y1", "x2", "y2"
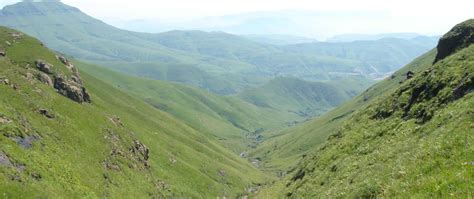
[
  {"x1": 35, "y1": 60, "x2": 54, "y2": 74},
  {"x1": 108, "y1": 116, "x2": 124, "y2": 127},
  {"x1": 56, "y1": 55, "x2": 74, "y2": 70},
  {"x1": 435, "y1": 19, "x2": 474, "y2": 63},
  {"x1": 54, "y1": 75, "x2": 91, "y2": 103},
  {"x1": 130, "y1": 140, "x2": 150, "y2": 168},
  {"x1": 37, "y1": 73, "x2": 53, "y2": 86}
]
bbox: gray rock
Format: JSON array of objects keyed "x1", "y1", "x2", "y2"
[
  {"x1": 54, "y1": 75, "x2": 91, "y2": 103},
  {"x1": 0, "y1": 50, "x2": 5, "y2": 57},
  {"x1": 71, "y1": 75, "x2": 83, "y2": 85},
  {"x1": 56, "y1": 55, "x2": 75, "y2": 70},
  {"x1": 37, "y1": 73, "x2": 53, "y2": 86},
  {"x1": 35, "y1": 60, "x2": 54, "y2": 74},
  {"x1": 130, "y1": 140, "x2": 150, "y2": 168}
]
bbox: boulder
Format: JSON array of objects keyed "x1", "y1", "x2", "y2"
[
  {"x1": 37, "y1": 73, "x2": 53, "y2": 86},
  {"x1": 54, "y1": 75, "x2": 91, "y2": 103},
  {"x1": 0, "y1": 50, "x2": 5, "y2": 57},
  {"x1": 35, "y1": 60, "x2": 54, "y2": 74},
  {"x1": 435, "y1": 19, "x2": 474, "y2": 63},
  {"x1": 56, "y1": 55, "x2": 75, "y2": 70}
]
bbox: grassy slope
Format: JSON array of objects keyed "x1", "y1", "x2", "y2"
[
  {"x1": 77, "y1": 62, "x2": 301, "y2": 153},
  {"x1": 0, "y1": 27, "x2": 268, "y2": 198},
  {"x1": 237, "y1": 77, "x2": 373, "y2": 117},
  {"x1": 259, "y1": 23, "x2": 474, "y2": 197},
  {"x1": 251, "y1": 49, "x2": 438, "y2": 173}
]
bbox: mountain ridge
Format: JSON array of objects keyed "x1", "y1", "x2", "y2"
[{"x1": 0, "y1": 1, "x2": 437, "y2": 94}]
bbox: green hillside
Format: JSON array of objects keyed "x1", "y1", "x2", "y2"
[
  {"x1": 0, "y1": 1, "x2": 437, "y2": 94},
  {"x1": 0, "y1": 1, "x2": 254, "y2": 94},
  {"x1": 258, "y1": 20, "x2": 474, "y2": 198},
  {"x1": 238, "y1": 77, "x2": 373, "y2": 117},
  {"x1": 77, "y1": 62, "x2": 302, "y2": 153},
  {"x1": 248, "y1": 48, "x2": 437, "y2": 174},
  {"x1": 0, "y1": 27, "x2": 269, "y2": 198}
]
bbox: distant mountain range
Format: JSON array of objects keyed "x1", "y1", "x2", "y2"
[
  {"x1": 242, "y1": 34, "x2": 317, "y2": 45},
  {"x1": 0, "y1": 1, "x2": 438, "y2": 95},
  {"x1": 327, "y1": 32, "x2": 439, "y2": 42}
]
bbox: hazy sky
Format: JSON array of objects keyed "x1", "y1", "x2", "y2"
[{"x1": 1, "y1": 0, "x2": 474, "y2": 37}]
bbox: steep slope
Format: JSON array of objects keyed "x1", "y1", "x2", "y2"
[
  {"x1": 0, "y1": 1, "x2": 437, "y2": 94},
  {"x1": 259, "y1": 20, "x2": 474, "y2": 198},
  {"x1": 249, "y1": 48, "x2": 437, "y2": 172},
  {"x1": 0, "y1": 27, "x2": 268, "y2": 197},
  {"x1": 77, "y1": 62, "x2": 302, "y2": 153},
  {"x1": 238, "y1": 77, "x2": 372, "y2": 117}
]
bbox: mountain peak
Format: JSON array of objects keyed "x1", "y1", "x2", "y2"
[
  {"x1": 434, "y1": 19, "x2": 474, "y2": 62},
  {"x1": 1, "y1": 0, "x2": 79, "y2": 16}
]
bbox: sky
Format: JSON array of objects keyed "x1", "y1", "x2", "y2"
[{"x1": 1, "y1": 0, "x2": 474, "y2": 38}]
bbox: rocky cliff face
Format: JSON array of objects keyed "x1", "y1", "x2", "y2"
[{"x1": 435, "y1": 19, "x2": 474, "y2": 62}]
